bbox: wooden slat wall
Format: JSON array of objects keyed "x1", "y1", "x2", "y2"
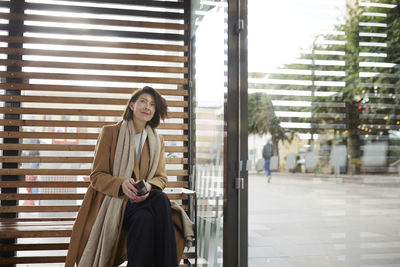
[{"x1": 0, "y1": 0, "x2": 190, "y2": 264}]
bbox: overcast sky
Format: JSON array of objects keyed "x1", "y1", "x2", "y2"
[{"x1": 248, "y1": 0, "x2": 346, "y2": 72}]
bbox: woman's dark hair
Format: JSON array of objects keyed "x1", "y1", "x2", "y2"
[{"x1": 122, "y1": 86, "x2": 168, "y2": 128}]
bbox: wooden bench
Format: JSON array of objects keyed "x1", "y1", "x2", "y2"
[{"x1": 0, "y1": 180, "x2": 196, "y2": 266}]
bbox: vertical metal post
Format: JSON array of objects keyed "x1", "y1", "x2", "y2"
[
  {"x1": 185, "y1": 0, "x2": 195, "y2": 194},
  {"x1": 225, "y1": 0, "x2": 248, "y2": 266},
  {"x1": 184, "y1": 0, "x2": 197, "y2": 266},
  {"x1": 237, "y1": 0, "x2": 248, "y2": 266}
]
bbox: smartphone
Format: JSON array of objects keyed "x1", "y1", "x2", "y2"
[{"x1": 134, "y1": 180, "x2": 149, "y2": 196}]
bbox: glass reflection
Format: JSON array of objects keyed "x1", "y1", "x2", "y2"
[
  {"x1": 248, "y1": 0, "x2": 400, "y2": 266},
  {"x1": 191, "y1": 1, "x2": 227, "y2": 266},
  {"x1": 248, "y1": 0, "x2": 399, "y2": 176}
]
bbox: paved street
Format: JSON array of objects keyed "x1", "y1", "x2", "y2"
[{"x1": 249, "y1": 173, "x2": 400, "y2": 267}]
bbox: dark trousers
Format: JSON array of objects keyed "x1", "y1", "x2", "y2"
[{"x1": 123, "y1": 190, "x2": 177, "y2": 267}]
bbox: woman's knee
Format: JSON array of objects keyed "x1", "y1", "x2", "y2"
[
  {"x1": 151, "y1": 190, "x2": 169, "y2": 204},
  {"x1": 136, "y1": 208, "x2": 153, "y2": 221},
  {"x1": 125, "y1": 207, "x2": 153, "y2": 230}
]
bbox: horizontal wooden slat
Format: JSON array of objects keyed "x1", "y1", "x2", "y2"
[
  {"x1": 164, "y1": 135, "x2": 188, "y2": 141},
  {"x1": 167, "y1": 181, "x2": 190, "y2": 188},
  {"x1": 73, "y1": 0, "x2": 185, "y2": 9},
  {"x1": 0, "y1": 84, "x2": 189, "y2": 96},
  {"x1": 0, "y1": 131, "x2": 188, "y2": 141},
  {"x1": 0, "y1": 181, "x2": 90, "y2": 188},
  {"x1": 145, "y1": 122, "x2": 186, "y2": 130},
  {"x1": 166, "y1": 158, "x2": 188, "y2": 164},
  {"x1": 0, "y1": 13, "x2": 187, "y2": 30},
  {"x1": 0, "y1": 119, "x2": 112, "y2": 128},
  {"x1": 0, "y1": 22, "x2": 186, "y2": 43},
  {"x1": 0, "y1": 156, "x2": 93, "y2": 163},
  {"x1": 0, "y1": 48, "x2": 188, "y2": 63},
  {"x1": 0, "y1": 221, "x2": 74, "y2": 228},
  {"x1": 0, "y1": 194, "x2": 86, "y2": 201},
  {"x1": 0, "y1": 120, "x2": 188, "y2": 130},
  {"x1": 0, "y1": 71, "x2": 187, "y2": 85},
  {"x1": 0, "y1": 107, "x2": 188, "y2": 118},
  {"x1": 0, "y1": 243, "x2": 69, "y2": 251},
  {"x1": 0, "y1": 144, "x2": 188, "y2": 152},
  {"x1": 0, "y1": 218, "x2": 75, "y2": 223},
  {"x1": 166, "y1": 146, "x2": 188, "y2": 153},
  {"x1": 27, "y1": 26, "x2": 184, "y2": 42},
  {"x1": 0, "y1": 206, "x2": 80, "y2": 213},
  {"x1": 0, "y1": 36, "x2": 188, "y2": 52},
  {"x1": 0, "y1": 156, "x2": 187, "y2": 164},
  {"x1": 0, "y1": 169, "x2": 187, "y2": 176},
  {"x1": 0, "y1": 169, "x2": 89, "y2": 175},
  {"x1": 0, "y1": 131, "x2": 98, "y2": 139},
  {"x1": 0, "y1": 228, "x2": 72, "y2": 236},
  {"x1": 0, "y1": 119, "x2": 188, "y2": 130},
  {"x1": 0, "y1": 181, "x2": 188, "y2": 188},
  {"x1": 25, "y1": 2, "x2": 184, "y2": 20},
  {"x1": 0, "y1": 95, "x2": 188, "y2": 108},
  {"x1": 168, "y1": 170, "x2": 188, "y2": 176},
  {"x1": 0, "y1": 256, "x2": 66, "y2": 264},
  {"x1": 0, "y1": 144, "x2": 96, "y2": 151},
  {"x1": 0, "y1": 59, "x2": 188, "y2": 74}
]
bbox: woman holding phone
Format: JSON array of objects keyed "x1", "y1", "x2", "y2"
[{"x1": 66, "y1": 86, "x2": 178, "y2": 267}]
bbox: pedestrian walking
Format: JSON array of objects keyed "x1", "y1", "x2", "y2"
[{"x1": 262, "y1": 140, "x2": 274, "y2": 183}]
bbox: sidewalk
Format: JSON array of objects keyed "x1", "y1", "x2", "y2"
[
  {"x1": 249, "y1": 171, "x2": 400, "y2": 187},
  {"x1": 248, "y1": 173, "x2": 400, "y2": 267}
]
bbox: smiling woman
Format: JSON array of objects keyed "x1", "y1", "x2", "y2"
[
  {"x1": 123, "y1": 86, "x2": 168, "y2": 130},
  {"x1": 66, "y1": 86, "x2": 182, "y2": 267}
]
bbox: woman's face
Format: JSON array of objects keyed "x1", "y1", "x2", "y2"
[{"x1": 130, "y1": 93, "x2": 156, "y2": 124}]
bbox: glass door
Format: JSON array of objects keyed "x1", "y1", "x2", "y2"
[
  {"x1": 190, "y1": 0, "x2": 248, "y2": 266},
  {"x1": 247, "y1": 1, "x2": 400, "y2": 266},
  {"x1": 191, "y1": 1, "x2": 227, "y2": 266}
]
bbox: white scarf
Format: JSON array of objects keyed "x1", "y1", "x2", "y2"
[{"x1": 78, "y1": 120, "x2": 160, "y2": 267}]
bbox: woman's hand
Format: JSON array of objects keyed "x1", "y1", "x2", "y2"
[{"x1": 121, "y1": 178, "x2": 152, "y2": 203}]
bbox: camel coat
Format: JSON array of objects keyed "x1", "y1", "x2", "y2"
[{"x1": 65, "y1": 121, "x2": 185, "y2": 267}]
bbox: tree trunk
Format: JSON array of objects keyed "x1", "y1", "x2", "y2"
[{"x1": 346, "y1": 102, "x2": 361, "y2": 174}]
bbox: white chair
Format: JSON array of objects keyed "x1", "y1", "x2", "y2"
[
  {"x1": 329, "y1": 145, "x2": 347, "y2": 175},
  {"x1": 305, "y1": 151, "x2": 318, "y2": 172}
]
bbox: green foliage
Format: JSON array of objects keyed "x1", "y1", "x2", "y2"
[{"x1": 248, "y1": 93, "x2": 293, "y2": 150}]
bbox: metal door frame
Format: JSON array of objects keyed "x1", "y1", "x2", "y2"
[{"x1": 224, "y1": 0, "x2": 248, "y2": 266}]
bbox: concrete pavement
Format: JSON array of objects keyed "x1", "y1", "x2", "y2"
[{"x1": 249, "y1": 172, "x2": 400, "y2": 267}]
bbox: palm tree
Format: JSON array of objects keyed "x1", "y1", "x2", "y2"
[{"x1": 248, "y1": 93, "x2": 293, "y2": 160}]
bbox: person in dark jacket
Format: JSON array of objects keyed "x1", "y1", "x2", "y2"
[{"x1": 262, "y1": 140, "x2": 274, "y2": 183}]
